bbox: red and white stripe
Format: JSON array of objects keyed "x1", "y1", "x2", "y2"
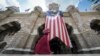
[{"x1": 45, "y1": 13, "x2": 72, "y2": 48}]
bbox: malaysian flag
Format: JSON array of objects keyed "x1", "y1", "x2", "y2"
[{"x1": 45, "y1": 11, "x2": 72, "y2": 48}]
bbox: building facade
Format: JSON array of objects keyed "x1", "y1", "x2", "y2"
[{"x1": 0, "y1": 5, "x2": 100, "y2": 54}]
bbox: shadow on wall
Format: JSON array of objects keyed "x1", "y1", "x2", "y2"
[
  {"x1": 0, "y1": 21, "x2": 21, "y2": 51},
  {"x1": 90, "y1": 19, "x2": 100, "y2": 34}
]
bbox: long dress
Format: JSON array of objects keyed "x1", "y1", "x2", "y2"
[{"x1": 34, "y1": 29, "x2": 51, "y2": 54}]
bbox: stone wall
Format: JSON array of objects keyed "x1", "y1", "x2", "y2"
[{"x1": 0, "y1": 6, "x2": 100, "y2": 54}]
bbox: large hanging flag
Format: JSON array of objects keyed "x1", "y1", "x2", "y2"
[{"x1": 45, "y1": 11, "x2": 72, "y2": 48}]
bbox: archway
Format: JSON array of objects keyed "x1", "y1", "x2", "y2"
[{"x1": 35, "y1": 23, "x2": 79, "y2": 54}]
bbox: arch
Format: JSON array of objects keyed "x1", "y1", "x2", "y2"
[{"x1": 35, "y1": 23, "x2": 79, "y2": 54}]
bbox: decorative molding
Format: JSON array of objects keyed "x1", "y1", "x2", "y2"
[
  {"x1": 5, "y1": 48, "x2": 32, "y2": 52},
  {"x1": 78, "y1": 47, "x2": 100, "y2": 52}
]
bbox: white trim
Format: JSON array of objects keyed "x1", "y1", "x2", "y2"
[
  {"x1": 78, "y1": 47, "x2": 100, "y2": 52},
  {"x1": 5, "y1": 48, "x2": 32, "y2": 52}
]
